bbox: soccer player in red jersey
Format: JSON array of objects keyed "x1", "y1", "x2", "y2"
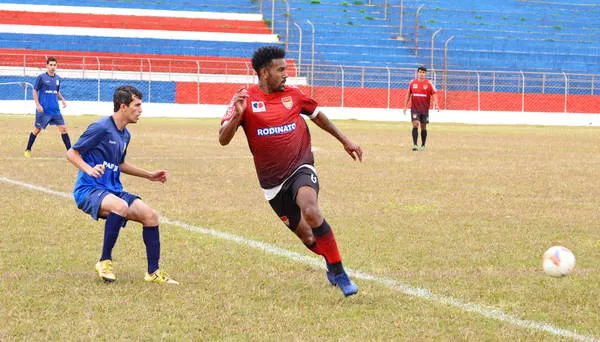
[
  {"x1": 219, "y1": 46, "x2": 363, "y2": 297},
  {"x1": 403, "y1": 66, "x2": 439, "y2": 151}
]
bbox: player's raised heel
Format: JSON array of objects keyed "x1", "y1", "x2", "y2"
[
  {"x1": 144, "y1": 269, "x2": 179, "y2": 285},
  {"x1": 95, "y1": 260, "x2": 116, "y2": 282},
  {"x1": 334, "y1": 272, "x2": 358, "y2": 297}
]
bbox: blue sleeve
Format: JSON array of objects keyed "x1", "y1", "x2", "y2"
[
  {"x1": 73, "y1": 122, "x2": 106, "y2": 155},
  {"x1": 34, "y1": 75, "x2": 43, "y2": 91},
  {"x1": 57, "y1": 75, "x2": 61, "y2": 92}
]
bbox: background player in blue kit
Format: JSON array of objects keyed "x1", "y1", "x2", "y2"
[
  {"x1": 24, "y1": 57, "x2": 71, "y2": 158},
  {"x1": 66, "y1": 85, "x2": 178, "y2": 285}
]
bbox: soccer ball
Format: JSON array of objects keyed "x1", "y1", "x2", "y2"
[{"x1": 542, "y1": 246, "x2": 575, "y2": 277}]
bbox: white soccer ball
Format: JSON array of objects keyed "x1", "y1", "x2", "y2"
[{"x1": 542, "y1": 246, "x2": 575, "y2": 277}]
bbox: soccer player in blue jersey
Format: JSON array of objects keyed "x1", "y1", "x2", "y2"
[
  {"x1": 24, "y1": 57, "x2": 71, "y2": 158},
  {"x1": 66, "y1": 85, "x2": 178, "y2": 285}
]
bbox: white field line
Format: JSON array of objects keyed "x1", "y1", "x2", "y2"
[{"x1": 1, "y1": 176, "x2": 598, "y2": 342}]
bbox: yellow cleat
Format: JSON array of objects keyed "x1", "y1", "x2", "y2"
[
  {"x1": 95, "y1": 260, "x2": 116, "y2": 282},
  {"x1": 24, "y1": 150, "x2": 31, "y2": 158},
  {"x1": 144, "y1": 269, "x2": 179, "y2": 285}
]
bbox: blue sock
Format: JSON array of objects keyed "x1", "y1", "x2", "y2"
[
  {"x1": 100, "y1": 212, "x2": 125, "y2": 261},
  {"x1": 143, "y1": 226, "x2": 160, "y2": 274}
]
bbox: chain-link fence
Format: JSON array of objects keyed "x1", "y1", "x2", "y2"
[{"x1": 1, "y1": 53, "x2": 598, "y2": 113}]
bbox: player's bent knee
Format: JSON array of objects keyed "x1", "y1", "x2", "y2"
[
  {"x1": 140, "y1": 208, "x2": 160, "y2": 227},
  {"x1": 301, "y1": 205, "x2": 322, "y2": 227}
]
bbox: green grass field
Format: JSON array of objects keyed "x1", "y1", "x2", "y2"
[{"x1": 1, "y1": 114, "x2": 600, "y2": 341}]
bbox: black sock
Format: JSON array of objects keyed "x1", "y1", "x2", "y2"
[
  {"x1": 412, "y1": 127, "x2": 418, "y2": 145},
  {"x1": 326, "y1": 260, "x2": 345, "y2": 275},
  {"x1": 61, "y1": 133, "x2": 71, "y2": 150},
  {"x1": 421, "y1": 129, "x2": 427, "y2": 146},
  {"x1": 26, "y1": 132, "x2": 37, "y2": 150}
]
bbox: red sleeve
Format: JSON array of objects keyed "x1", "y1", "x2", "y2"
[
  {"x1": 296, "y1": 88, "x2": 318, "y2": 116},
  {"x1": 429, "y1": 80, "x2": 437, "y2": 94}
]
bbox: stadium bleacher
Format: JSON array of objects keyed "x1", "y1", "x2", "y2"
[
  {"x1": 270, "y1": 0, "x2": 599, "y2": 73},
  {"x1": 0, "y1": 0, "x2": 285, "y2": 104},
  {"x1": 0, "y1": 0, "x2": 597, "y2": 109}
]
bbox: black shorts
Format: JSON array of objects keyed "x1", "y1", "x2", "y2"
[
  {"x1": 268, "y1": 166, "x2": 320, "y2": 230},
  {"x1": 411, "y1": 112, "x2": 429, "y2": 124}
]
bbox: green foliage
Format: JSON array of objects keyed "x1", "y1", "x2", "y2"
[
  {"x1": 553, "y1": 25, "x2": 562, "y2": 30},
  {"x1": 347, "y1": 21, "x2": 354, "y2": 25},
  {"x1": 263, "y1": 19, "x2": 272, "y2": 26},
  {"x1": 341, "y1": 1, "x2": 349, "y2": 6},
  {"x1": 353, "y1": 0, "x2": 363, "y2": 4},
  {"x1": 311, "y1": 0, "x2": 320, "y2": 3},
  {"x1": 365, "y1": 15, "x2": 374, "y2": 20},
  {"x1": 520, "y1": 17, "x2": 526, "y2": 21}
]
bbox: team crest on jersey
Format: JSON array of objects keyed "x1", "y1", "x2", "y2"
[
  {"x1": 252, "y1": 101, "x2": 266, "y2": 112},
  {"x1": 412, "y1": 84, "x2": 418, "y2": 89},
  {"x1": 281, "y1": 96, "x2": 293, "y2": 109},
  {"x1": 280, "y1": 216, "x2": 290, "y2": 227}
]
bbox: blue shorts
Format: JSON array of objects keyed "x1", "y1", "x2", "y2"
[
  {"x1": 35, "y1": 113, "x2": 65, "y2": 129},
  {"x1": 76, "y1": 188, "x2": 140, "y2": 222}
]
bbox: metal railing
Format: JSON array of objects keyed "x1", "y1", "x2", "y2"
[{"x1": 1, "y1": 53, "x2": 598, "y2": 112}]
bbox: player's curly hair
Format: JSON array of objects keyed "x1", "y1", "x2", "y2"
[
  {"x1": 113, "y1": 85, "x2": 143, "y2": 112},
  {"x1": 252, "y1": 46, "x2": 286, "y2": 75}
]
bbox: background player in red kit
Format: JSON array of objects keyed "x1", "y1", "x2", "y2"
[
  {"x1": 219, "y1": 46, "x2": 363, "y2": 297},
  {"x1": 403, "y1": 66, "x2": 439, "y2": 151}
]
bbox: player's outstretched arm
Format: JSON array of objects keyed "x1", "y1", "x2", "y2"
[
  {"x1": 311, "y1": 111, "x2": 363, "y2": 162},
  {"x1": 66, "y1": 148, "x2": 105, "y2": 178},
  {"x1": 219, "y1": 89, "x2": 247, "y2": 146},
  {"x1": 119, "y1": 161, "x2": 168, "y2": 183}
]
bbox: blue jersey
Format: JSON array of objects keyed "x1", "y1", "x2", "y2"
[
  {"x1": 34, "y1": 72, "x2": 62, "y2": 115},
  {"x1": 72, "y1": 116, "x2": 131, "y2": 205}
]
